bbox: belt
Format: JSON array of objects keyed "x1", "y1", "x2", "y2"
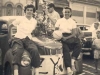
[
  {"x1": 62, "y1": 33, "x2": 77, "y2": 38},
  {"x1": 62, "y1": 33, "x2": 71, "y2": 37}
]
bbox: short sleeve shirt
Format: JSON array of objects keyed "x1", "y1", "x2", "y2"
[
  {"x1": 55, "y1": 18, "x2": 76, "y2": 33},
  {"x1": 92, "y1": 29, "x2": 97, "y2": 39},
  {"x1": 12, "y1": 16, "x2": 37, "y2": 39},
  {"x1": 93, "y1": 39, "x2": 100, "y2": 49},
  {"x1": 48, "y1": 10, "x2": 60, "y2": 25}
]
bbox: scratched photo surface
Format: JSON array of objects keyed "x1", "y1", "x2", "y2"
[{"x1": 0, "y1": 0, "x2": 100, "y2": 75}]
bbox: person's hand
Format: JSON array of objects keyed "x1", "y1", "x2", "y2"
[
  {"x1": 95, "y1": 46, "x2": 100, "y2": 50},
  {"x1": 62, "y1": 36, "x2": 67, "y2": 41},
  {"x1": 44, "y1": 9, "x2": 49, "y2": 15}
]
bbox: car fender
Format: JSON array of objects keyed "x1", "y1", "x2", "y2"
[{"x1": 3, "y1": 49, "x2": 13, "y2": 71}]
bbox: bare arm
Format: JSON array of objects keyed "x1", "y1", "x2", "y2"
[{"x1": 63, "y1": 28, "x2": 77, "y2": 40}]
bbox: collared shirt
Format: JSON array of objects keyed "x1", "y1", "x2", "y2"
[
  {"x1": 48, "y1": 10, "x2": 60, "y2": 21},
  {"x1": 92, "y1": 29, "x2": 97, "y2": 39},
  {"x1": 55, "y1": 18, "x2": 76, "y2": 33},
  {"x1": 12, "y1": 16, "x2": 37, "y2": 39},
  {"x1": 93, "y1": 39, "x2": 100, "y2": 49},
  {"x1": 48, "y1": 10, "x2": 60, "y2": 27}
]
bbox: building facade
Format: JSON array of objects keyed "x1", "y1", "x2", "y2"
[
  {"x1": 70, "y1": 0, "x2": 100, "y2": 24},
  {"x1": 0, "y1": 0, "x2": 100, "y2": 24},
  {"x1": 1, "y1": 0, "x2": 35, "y2": 16}
]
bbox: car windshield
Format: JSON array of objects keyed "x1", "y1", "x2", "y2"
[{"x1": 77, "y1": 25, "x2": 90, "y2": 31}]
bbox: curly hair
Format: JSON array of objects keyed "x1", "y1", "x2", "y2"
[{"x1": 24, "y1": 4, "x2": 35, "y2": 13}]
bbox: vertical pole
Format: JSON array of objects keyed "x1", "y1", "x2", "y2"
[
  {"x1": 35, "y1": 0, "x2": 39, "y2": 10},
  {"x1": 96, "y1": 7, "x2": 99, "y2": 22}
]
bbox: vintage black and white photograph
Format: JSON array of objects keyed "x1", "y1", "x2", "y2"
[{"x1": 0, "y1": 0, "x2": 100, "y2": 75}]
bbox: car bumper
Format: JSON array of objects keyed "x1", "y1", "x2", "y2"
[{"x1": 82, "y1": 48, "x2": 92, "y2": 52}]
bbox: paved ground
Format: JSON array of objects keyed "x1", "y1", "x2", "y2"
[{"x1": 78, "y1": 55, "x2": 100, "y2": 75}]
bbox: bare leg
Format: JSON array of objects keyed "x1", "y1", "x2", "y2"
[
  {"x1": 14, "y1": 65, "x2": 18, "y2": 75},
  {"x1": 94, "y1": 59, "x2": 99, "y2": 73},
  {"x1": 32, "y1": 67, "x2": 39, "y2": 75}
]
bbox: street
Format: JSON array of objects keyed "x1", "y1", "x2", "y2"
[{"x1": 79, "y1": 55, "x2": 100, "y2": 75}]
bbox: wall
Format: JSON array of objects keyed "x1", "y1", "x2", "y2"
[
  {"x1": 1, "y1": 0, "x2": 29, "y2": 16},
  {"x1": 71, "y1": 3, "x2": 84, "y2": 23},
  {"x1": 70, "y1": 2, "x2": 100, "y2": 25}
]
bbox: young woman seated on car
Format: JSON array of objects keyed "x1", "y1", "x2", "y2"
[{"x1": 53, "y1": 7, "x2": 81, "y2": 75}]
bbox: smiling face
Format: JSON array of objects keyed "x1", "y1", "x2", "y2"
[
  {"x1": 63, "y1": 8, "x2": 72, "y2": 19},
  {"x1": 47, "y1": 7, "x2": 53, "y2": 13},
  {"x1": 25, "y1": 8, "x2": 33, "y2": 17}
]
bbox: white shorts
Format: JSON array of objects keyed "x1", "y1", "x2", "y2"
[{"x1": 94, "y1": 50, "x2": 100, "y2": 59}]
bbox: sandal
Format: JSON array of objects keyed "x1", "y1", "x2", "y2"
[
  {"x1": 71, "y1": 65, "x2": 76, "y2": 72},
  {"x1": 67, "y1": 70, "x2": 73, "y2": 75}
]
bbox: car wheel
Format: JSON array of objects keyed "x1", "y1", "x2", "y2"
[{"x1": 4, "y1": 64, "x2": 12, "y2": 75}]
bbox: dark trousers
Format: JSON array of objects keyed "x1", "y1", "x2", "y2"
[
  {"x1": 10, "y1": 37, "x2": 40, "y2": 68},
  {"x1": 61, "y1": 33, "x2": 81, "y2": 68}
]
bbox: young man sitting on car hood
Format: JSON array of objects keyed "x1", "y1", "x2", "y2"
[{"x1": 9, "y1": 4, "x2": 42, "y2": 75}]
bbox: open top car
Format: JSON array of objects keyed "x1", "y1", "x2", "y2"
[
  {"x1": 0, "y1": 16, "x2": 65, "y2": 75},
  {"x1": 0, "y1": 16, "x2": 83, "y2": 75}
]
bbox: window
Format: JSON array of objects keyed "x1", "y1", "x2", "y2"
[
  {"x1": 6, "y1": 4, "x2": 13, "y2": 16},
  {"x1": 72, "y1": 10, "x2": 83, "y2": 17},
  {"x1": 86, "y1": 12, "x2": 96, "y2": 18},
  {"x1": 16, "y1": 5, "x2": 22, "y2": 16}
]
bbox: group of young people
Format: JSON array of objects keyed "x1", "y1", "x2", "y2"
[{"x1": 10, "y1": 3, "x2": 83, "y2": 75}]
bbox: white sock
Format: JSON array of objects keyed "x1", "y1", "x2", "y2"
[{"x1": 71, "y1": 59, "x2": 75, "y2": 66}]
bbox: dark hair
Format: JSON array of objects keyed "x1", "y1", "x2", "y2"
[
  {"x1": 47, "y1": 3, "x2": 55, "y2": 8},
  {"x1": 24, "y1": 4, "x2": 35, "y2": 13},
  {"x1": 64, "y1": 7, "x2": 72, "y2": 12},
  {"x1": 94, "y1": 22, "x2": 99, "y2": 26}
]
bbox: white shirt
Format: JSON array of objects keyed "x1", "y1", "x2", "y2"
[
  {"x1": 93, "y1": 39, "x2": 100, "y2": 49},
  {"x1": 12, "y1": 16, "x2": 37, "y2": 39},
  {"x1": 92, "y1": 29, "x2": 97, "y2": 39},
  {"x1": 48, "y1": 10, "x2": 60, "y2": 22},
  {"x1": 88, "y1": 22, "x2": 100, "y2": 32},
  {"x1": 55, "y1": 18, "x2": 76, "y2": 33},
  {"x1": 47, "y1": 10, "x2": 60, "y2": 27}
]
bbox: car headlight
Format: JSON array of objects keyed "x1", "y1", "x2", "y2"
[{"x1": 21, "y1": 52, "x2": 31, "y2": 67}]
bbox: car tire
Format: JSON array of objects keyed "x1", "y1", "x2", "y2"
[{"x1": 4, "y1": 64, "x2": 12, "y2": 75}]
